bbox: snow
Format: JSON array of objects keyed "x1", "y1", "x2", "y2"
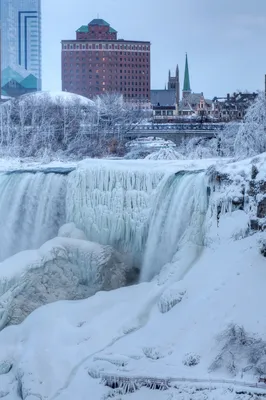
[
  {"x1": 12, "y1": 90, "x2": 95, "y2": 106},
  {"x1": 0, "y1": 157, "x2": 265, "y2": 399},
  {"x1": 125, "y1": 137, "x2": 177, "y2": 152},
  {"x1": 145, "y1": 148, "x2": 184, "y2": 160}
]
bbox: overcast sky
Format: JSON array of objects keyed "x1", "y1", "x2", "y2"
[{"x1": 42, "y1": 0, "x2": 266, "y2": 99}]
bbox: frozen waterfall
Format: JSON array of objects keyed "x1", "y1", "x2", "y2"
[
  {"x1": 0, "y1": 162, "x2": 208, "y2": 281},
  {"x1": 0, "y1": 171, "x2": 67, "y2": 261},
  {"x1": 66, "y1": 165, "x2": 164, "y2": 265},
  {"x1": 141, "y1": 171, "x2": 208, "y2": 282}
]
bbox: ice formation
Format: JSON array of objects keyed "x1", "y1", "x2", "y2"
[
  {"x1": 0, "y1": 230, "x2": 128, "y2": 330},
  {"x1": 66, "y1": 163, "x2": 165, "y2": 266},
  {"x1": 0, "y1": 160, "x2": 210, "y2": 279},
  {"x1": 0, "y1": 171, "x2": 67, "y2": 261},
  {"x1": 141, "y1": 171, "x2": 208, "y2": 282}
]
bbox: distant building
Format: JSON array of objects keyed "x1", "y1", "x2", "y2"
[
  {"x1": 0, "y1": 0, "x2": 42, "y2": 97},
  {"x1": 150, "y1": 66, "x2": 179, "y2": 121},
  {"x1": 61, "y1": 18, "x2": 151, "y2": 102},
  {"x1": 212, "y1": 92, "x2": 258, "y2": 121}
]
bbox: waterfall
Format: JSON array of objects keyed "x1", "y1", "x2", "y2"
[
  {"x1": 0, "y1": 163, "x2": 208, "y2": 281},
  {"x1": 0, "y1": 171, "x2": 67, "y2": 261},
  {"x1": 140, "y1": 171, "x2": 208, "y2": 282},
  {"x1": 66, "y1": 165, "x2": 164, "y2": 265}
]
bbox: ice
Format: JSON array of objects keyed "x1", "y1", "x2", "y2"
[
  {"x1": 0, "y1": 171, "x2": 67, "y2": 261},
  {"x1": 0, "y1": 233, "x2": 128, "y2": 330},
  {"x1": 141, "y1": 171, "x2": 208, "y2": 282},
  {"x1": 66, "y1": 162, "x2": 165, "y2": 265}
]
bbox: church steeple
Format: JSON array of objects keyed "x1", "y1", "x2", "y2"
[{"x1": 183, "y1": 53, "x2": 191, "y2": 98}]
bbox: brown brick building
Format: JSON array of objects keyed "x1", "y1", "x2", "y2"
[{"x1": 61, "y1": 19, "x2": 151, "y2": 102}]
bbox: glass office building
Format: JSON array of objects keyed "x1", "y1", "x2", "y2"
[{"x1": 0, "y1": 0, "x2": 41, "y2": 97}]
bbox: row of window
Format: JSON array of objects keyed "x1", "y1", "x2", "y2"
[
  {"x1": 155, "y1": 110, "x2": 174, "y2": 116},
  {"x1": 64, "y1": 51, "x2": 149, "y2": 58},
  {"x1": 63, "y1": 58, "x2": 149, "y2": 64},
  {"x1": 63, "y1": 43, "x2": 150, "y2": 51},
  {"x1": 63, "y1": 69, "x2": 149, "y2": 78},
  {"x1": 70, "y1": 88, "x2": 149, "y2": 99},
  {"x1": 64, "y1": 77, "x2": 149, "y2": 85},
  {"x1": 64, "y1": 77, "x2": 149, "y2": 86},
  {"x1": 63, "y1": 66, "x2": 149, "y2": 73}
]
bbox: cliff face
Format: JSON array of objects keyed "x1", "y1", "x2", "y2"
[{"x1": 207, "y1": 155, "x2": 266, "y2": 239}]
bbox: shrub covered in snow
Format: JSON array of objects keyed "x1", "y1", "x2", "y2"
[
  {"x1": 142, "y1": 345, "x2": 173, "y2": 360},
  {"x1": 209, "y1": 324, "x2": 266, "y2": 377},
  {"x1": 258, "y1": 236, "x2": 266, "y2": 257},
  {"x1": 182, "y1": 353, "x2": 201, "y2": 367}
]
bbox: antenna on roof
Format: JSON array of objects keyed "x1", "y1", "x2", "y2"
[{"x1": 97, "y1": 13, "x2": 99, "y2": 18}]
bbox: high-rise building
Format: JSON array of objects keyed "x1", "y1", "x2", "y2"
[
  {"x1": 61, "y1": 19, "x2": 151, "y2": 102},
  {"x1": 0, "y1": 0, "x2": 42, "y2": 97}
]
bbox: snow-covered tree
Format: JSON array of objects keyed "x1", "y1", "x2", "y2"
[
  {"x1": 234, "y1": 92, "x2": 266, "y2": 158},
  {"x1": 0, "y1": 92, "x2": 145, "y2": 159}
]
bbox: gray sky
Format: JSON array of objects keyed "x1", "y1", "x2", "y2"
[{"x1": 42, "y1": 0, "x2": 266, "y2": 99}]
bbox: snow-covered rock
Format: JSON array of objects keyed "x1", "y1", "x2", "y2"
[
  {"x1": 0, "y1": 234, "x2": 128, "y2": 330},
  {"x1": 58, "y1": 222, "x2": 87, "y2": 240}
]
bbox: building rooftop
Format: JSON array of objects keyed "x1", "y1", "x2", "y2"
[
  {"x1": 150, "y1": 90, "x2": 176, "y2": 106},
  {"x1": 76, "y1": 18, "x2": 117, "y2": 33},
  {"x1": 89, "y1": 19, "x2": 110, "y2": 26},
  {"x1": 62, "y1": 39, "x2": 150, "y2": 44},
  {"x1": 179, "y1": 93, "x2": 212, "y2": 112}
]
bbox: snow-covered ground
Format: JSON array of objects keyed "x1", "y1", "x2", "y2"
[{"x1": 0, "y1": 155, "x2": 265, "y2": 399}]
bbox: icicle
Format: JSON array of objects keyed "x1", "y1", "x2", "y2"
[{"x1": 66, "y1": 165, "x2": 164, "y2": 266}]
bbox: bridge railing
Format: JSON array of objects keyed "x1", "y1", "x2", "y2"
[{"x1": 130, "y1": 123, "x2": 226, "y2": 132}]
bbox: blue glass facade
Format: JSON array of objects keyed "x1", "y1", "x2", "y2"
[{"x1": 0, "y1": 0, "x2": 41, "y2": 97}]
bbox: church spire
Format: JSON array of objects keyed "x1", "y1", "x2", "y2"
[{"x1": 183, "y1": 53, "x2": 191, "y2": 96}]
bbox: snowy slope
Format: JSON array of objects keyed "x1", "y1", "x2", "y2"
[{"x1": 0, "y1": 156, "x2": 265, "y2": 399}]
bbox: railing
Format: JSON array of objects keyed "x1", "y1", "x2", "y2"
[{"x1": 131, "y1": 123, "x2": 225, "y2": 132}]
